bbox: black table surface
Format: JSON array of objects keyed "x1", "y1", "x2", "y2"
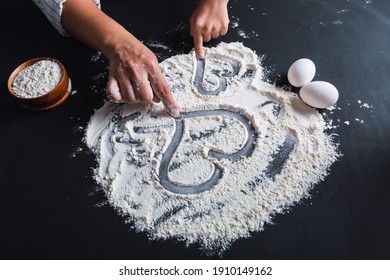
[{"x1": 0, "y1": 0, "x2": 389, "y2": 260}]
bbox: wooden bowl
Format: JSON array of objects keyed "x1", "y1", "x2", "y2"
[{"x1": 7, "y1": 57, "x2": 70, "y2": 111}]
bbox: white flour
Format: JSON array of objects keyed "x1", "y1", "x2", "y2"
[
  {"x1": 85, "y1": 42, "x2": 340, "y2": 253},
  {"x1": 12, "y1": 60, "x2": 63, "y2": 98}
]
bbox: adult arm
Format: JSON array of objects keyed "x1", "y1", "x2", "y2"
[{"x1": 36, "y1": 0, "x2": 180, "y2": 117}]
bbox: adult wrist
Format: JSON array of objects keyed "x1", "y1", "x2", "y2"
[{"x1": 100, "y1": 27, "x2": 132, "y2": 61}]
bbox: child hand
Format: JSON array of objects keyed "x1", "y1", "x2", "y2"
[{"x1": 190, "y1": 0, "x2": 229, "y2": 59}]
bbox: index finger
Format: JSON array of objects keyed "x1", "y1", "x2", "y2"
[
  {"x1": 148, "y1": 69, "x2": 180, "y2": 118},
  {"x1": 194, "y1": 30, "x2": 205, "y2": 60}
]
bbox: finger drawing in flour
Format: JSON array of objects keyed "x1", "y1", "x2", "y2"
[{"x1": 86, "y1": 42, "x2": 339, "y2": 253}]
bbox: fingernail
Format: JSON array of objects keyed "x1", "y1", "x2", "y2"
[
  {"x1": 197, "y1": 49, "x2": 205, "y2": 60},
  {"x1": 168, "y1": 107, "x2": 180, "y2": 118}
]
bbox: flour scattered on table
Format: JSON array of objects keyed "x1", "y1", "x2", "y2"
[
  {"x1": 85, "y1": 42, "x2": 340, "y2": 253},
  {"x1": 230, "y1": 15, "x2": 260, "y2": 40},
  {"x1": 337, "y1": 98, "x2": 375, "y2": 127}
]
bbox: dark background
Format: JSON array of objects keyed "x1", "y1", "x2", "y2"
[{"x1": 0, "y1": 0, "x2": 389, "y2": 259}]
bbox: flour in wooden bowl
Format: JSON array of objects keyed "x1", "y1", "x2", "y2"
[{"x1": 12, "y1": 60, "x2": 63, "y2": 98}]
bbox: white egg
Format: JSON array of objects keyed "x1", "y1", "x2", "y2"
[
  {"x1": 287, "y1": 58, "x2": 316, "y2": 87},
  {"x1": 300, "y1": 81, "x2": 339, "y2": 109}
]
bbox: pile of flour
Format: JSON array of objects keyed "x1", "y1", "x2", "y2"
[
  {"x1": 85, "y1": 42, "x2": 339, "y2": 252},
  {"x1": 12, "y1": 60, "x2": 63, "y2": 98}
]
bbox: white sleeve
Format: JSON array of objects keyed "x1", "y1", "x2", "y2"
[{"x1": 32, "y1": 0, "x2": 101, "y2": 36}]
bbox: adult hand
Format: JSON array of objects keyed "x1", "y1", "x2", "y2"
[
  {"x1": 62, "y1": 0, "x2": 180, "y2": 117},
  {"x1": 190, "y1": 0, "x2": 230, "y2": 59},
  {"x1": 105, "y1": 33, "x2": 180, "y2": 117}
]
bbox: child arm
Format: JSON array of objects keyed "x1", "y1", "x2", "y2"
[{"x1": 190, "y1": 0, "x2": 230, "y2": 59}]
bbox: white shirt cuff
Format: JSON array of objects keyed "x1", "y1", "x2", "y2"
[{"x1": 32, "y1": 0, "x2": 101, "y2": 36}]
